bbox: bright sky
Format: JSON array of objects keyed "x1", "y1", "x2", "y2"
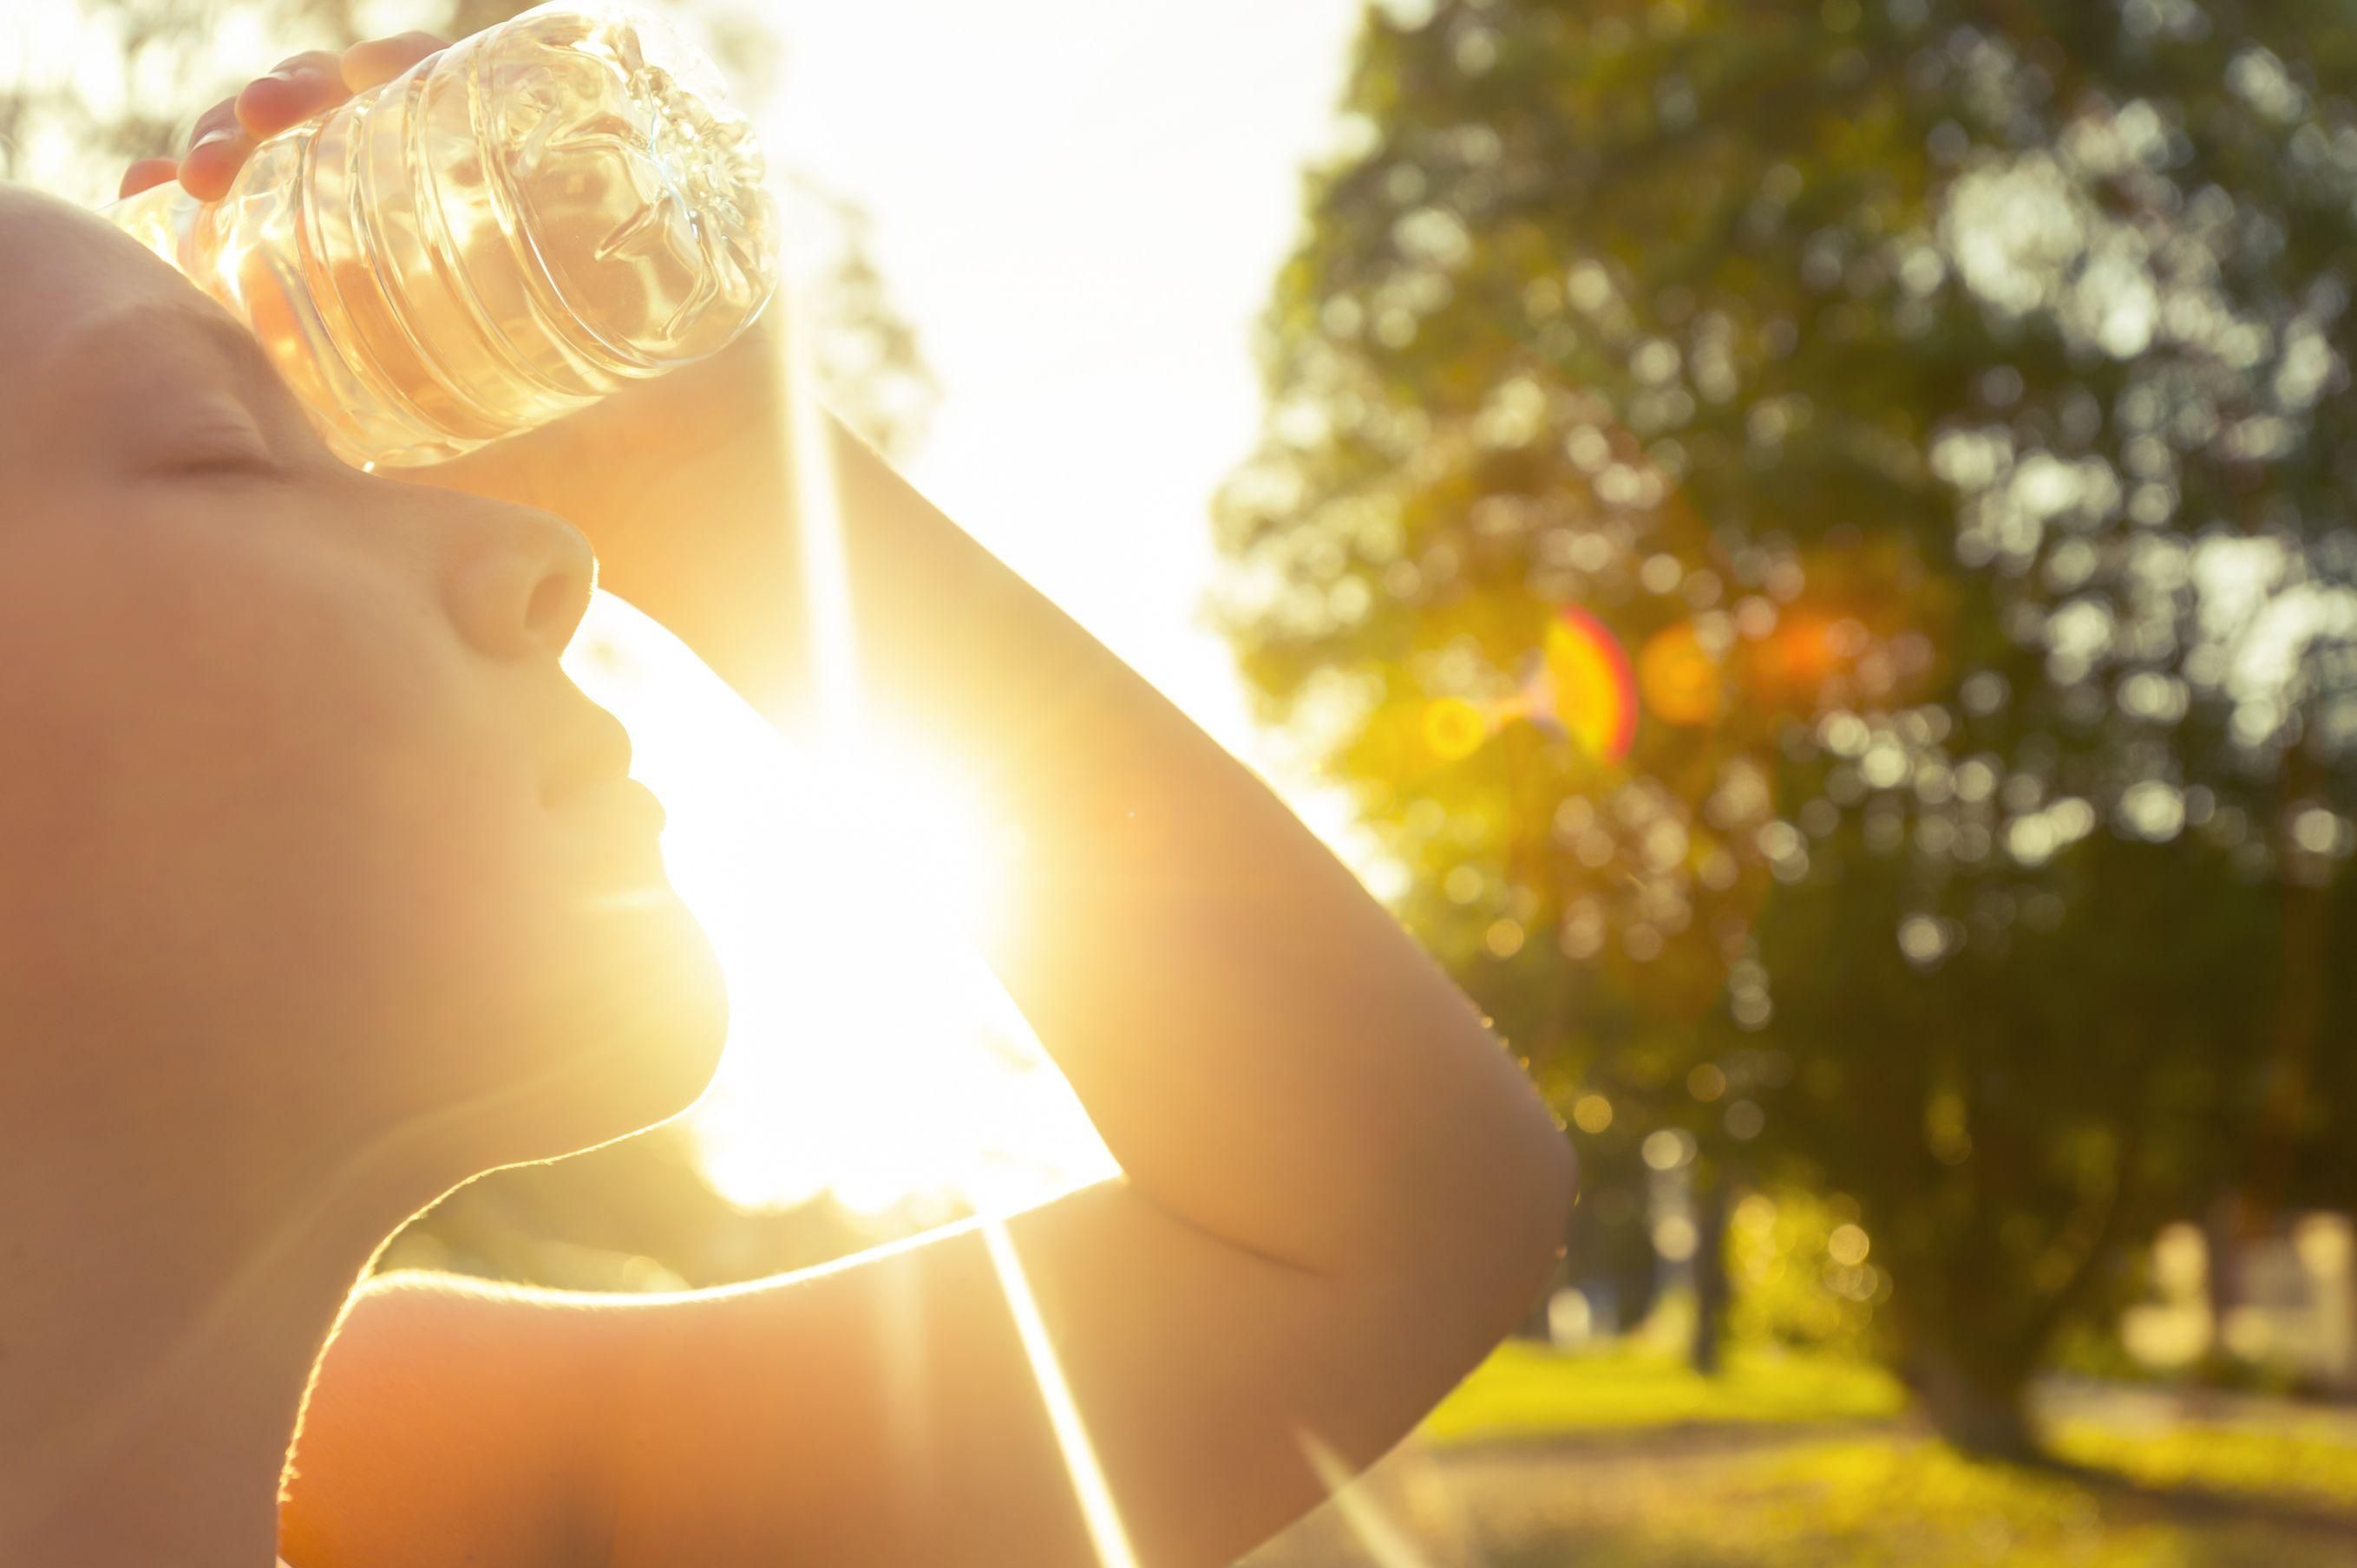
[{"x1": 759, "y1": 0, "x2": 1364, "y2": 769}]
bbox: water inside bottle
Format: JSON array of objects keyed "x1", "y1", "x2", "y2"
[{"x1": 108, "y1": 4, "x2": 774, "y2": 468}]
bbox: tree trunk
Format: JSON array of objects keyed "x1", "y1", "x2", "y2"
[
  {"x1": 1690, "y1": 1173, "x2": 1731, "y2": 1376},
  {"x1": 1521, "y1": 1250, "x2": 1568, "y2": 1340},
  {"x1": 1904, "y1": 1341, "x2": 2040, "y2": 1461},
  {"x1": 2203, "y1": 1192, "x2": 2243, "y2": 1369}
]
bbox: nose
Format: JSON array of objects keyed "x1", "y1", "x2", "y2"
[{"x1": 437, "y1": 500, "x2": 598, "y2": 663}]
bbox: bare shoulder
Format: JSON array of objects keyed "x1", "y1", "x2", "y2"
[{"x1": 281, "y1": 1272, "x2": 629, "y2": 1568}]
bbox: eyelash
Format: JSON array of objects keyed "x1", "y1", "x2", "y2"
[{"x1": 171, "y1": 446, "x2": 279, "y2": 479}]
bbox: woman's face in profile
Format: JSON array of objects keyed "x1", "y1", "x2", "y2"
[{"x1": 0, "y1": 186, "x2": 726, "y2": 1162}]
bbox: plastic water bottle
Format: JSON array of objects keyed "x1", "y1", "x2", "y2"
[{"x1": 104, "y1": 1, "x2": 778, "y2": 470}]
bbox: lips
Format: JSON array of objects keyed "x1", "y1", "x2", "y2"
[
  {"x1": 560, "y1": 776, "x2": 672, "y2": 894},
  {"x1": 543, "y1": 707, "x2": 637, "y2": 809},
  {"x1": 564, "y1": 774, "x2": 669, "y2": 837},
  {"x1": 606, "y1": 776, "x2": 669, "y2": 835}
]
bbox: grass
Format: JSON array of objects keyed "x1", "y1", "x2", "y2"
[
  {"x1": 2051, "y1": 1420, "x2": 2357, "y2": 1517},
  {"x1": 1246, "y1": 1343, "x2": 2357, "y2": 1566},
  {"x1": 1419, "y1": 1338, "x2": 1904, "y2": 1443},
  {"x1": 1493, "y1": 1439, "x2": 2357, "y2": 1567}
]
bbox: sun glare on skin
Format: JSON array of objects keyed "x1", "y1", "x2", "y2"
[
  {"x1": 560, "y1": 229, "x2": 1116, "y2": 1220},
  {"x1": 569, "y1": 245, "x2": 1146, "y2": 1565},
  {"x1": 568, "y1": 598, "x2": 1116, "y2": 1217}
]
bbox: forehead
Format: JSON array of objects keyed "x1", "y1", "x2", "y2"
[{"x1": 0, "y1": 184, "x2": 214, "y2": 382}]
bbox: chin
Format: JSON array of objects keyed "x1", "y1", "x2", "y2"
[
  {"x1": 447, "y1": 879, "x2": 734, "y2": 1167},
  {"x1": 564, "y1": 884, "x2": 734, "y2": 1147}
]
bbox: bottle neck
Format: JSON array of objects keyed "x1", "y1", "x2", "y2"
[{"x1": 100, "y1": 181, "x2": 205, "y2": 277}]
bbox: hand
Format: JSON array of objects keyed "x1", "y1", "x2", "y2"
[
  {"x1": 114, "y1": 17, "x2": 789, "y2": 516},
  {"x1": 119, "y1": 31, "x2": 449, "y2": 202},
  {"x1": 120, "y1": 28, "x2": 802, "y2": 714}
]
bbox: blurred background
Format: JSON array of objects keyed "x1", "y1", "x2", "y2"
[{"x1": 8, "y1": 0, "x2": 2357, "y2": 1562}]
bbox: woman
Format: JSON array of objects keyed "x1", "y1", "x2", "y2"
[{"x1": 0, "y1": 29, "x2": 1575, "y2": 1568}]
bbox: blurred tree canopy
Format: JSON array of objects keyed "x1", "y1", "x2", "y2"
[{"x1": 1218, "y1": 0, "x2": 2357, "y2": 1456}]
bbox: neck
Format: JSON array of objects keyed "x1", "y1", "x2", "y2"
[{"x1": 0, "y1": 1085, "x2": 441, "y2": 1568}]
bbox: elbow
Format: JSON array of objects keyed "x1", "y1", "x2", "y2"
[
  {"x1": 1494, "y1": 1108, "x2": 1578, "y2": 1325},
  {"x1": 1529, "y1": 1114, "x2": 1580, "y2": 1251},
  {"x1": 1429, "y1": 1097, "x2": 1578, "y2": 1354}
]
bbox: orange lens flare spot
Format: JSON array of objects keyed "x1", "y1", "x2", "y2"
[
  {"x1": 1423, "y1": 696, "x2": 1491, "y2": 761},
  {"x1": 1544, "y1": 607, "x2": 1638, "y2": 761},
  {"x1": 1638, "y1": 620, "x2": 1724, "y2": 727},
  {"x1": 1750, "y1": 610, "x2": 1843, "y2": 700}
]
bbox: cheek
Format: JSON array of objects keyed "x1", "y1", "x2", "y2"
[
  {"x1": 0, "y1": 493, "x2": 542, "y2": 1016},
  {"x1": 145, "y1": 607, "x2": 556, "y2": 1036},
  {"x1": 0, "y1": 487, "x2": 721, "y2": 1129}
]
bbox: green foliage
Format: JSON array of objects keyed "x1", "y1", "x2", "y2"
[
  {"x1": 1727, "y1": 1187, "x2": 1888, "y2": 1356},
  {"x1": 1217, "y1": 0, "x2": 2357, "y2": 1443}
]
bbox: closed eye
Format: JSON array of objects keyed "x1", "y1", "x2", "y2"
[
  {"x1": 174, "y1": 448, "x2": 280, "y2": 477},
  {"x1": 155, "y1": 425, "x2": 282, "y2": 480},
  {"x1": 134, "y1": 387, "x2": 281, "y2": 480}
]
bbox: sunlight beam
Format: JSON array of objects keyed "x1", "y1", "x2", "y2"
[
  {"x1": 770, "y1": 178, "x2": 1137, "y2": 1568},
  {"x1": 981, "y1": 1217, "x2": 1142, "y2": 1568},
  {"x1": 1297, "y1": 1432, "x2": 1441, "y2": 1568},
  {"x1": 778, "y1": 193, "x2": 862, "y2": 741}
]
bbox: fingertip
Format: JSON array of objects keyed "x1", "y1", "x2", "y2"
[
  {"x1": 177, "y1": 134, "x2": 251, "y2": 202},
  {"x1": 119, "y1": 157, "x2": 181, "y2": 199},
  {"x1": 341, "y1": 30, "x2": 448, "y2": 93},
  {"x1": 233, "y1": 75, "x2": 292, "y2": 138},
  {"x1": 233, "y1": 70, "x2": 335, "y2": 138},
  {"x1": 235, "y1": 50, "x2": 350, "y2": 138}
]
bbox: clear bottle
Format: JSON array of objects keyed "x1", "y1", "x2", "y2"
[{"x1": 104, "y1": 1, "x2": 778, "y2": 469}]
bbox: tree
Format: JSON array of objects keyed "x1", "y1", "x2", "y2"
[{"x1": 1216, "y1": 0, "x2": 2357, "y2": 1457}]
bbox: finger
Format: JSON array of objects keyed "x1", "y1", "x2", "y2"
[
  {"x1": 341, "y1": 31, "x2": 448, "y2": 94},
  {"x1": 235, "y1": 50, "x2": 350, "y2": 140},
  {"x1": 178, "y1": 97, "x2": 253, "y2": 202},
  {"x1": 119, "y1": 157, "x2": 181, "y2": 199}
]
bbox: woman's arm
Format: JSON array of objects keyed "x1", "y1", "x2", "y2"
[
  {"x1": 448, "y1": 316, "x2": 1577, "y2": 1568},
  {"x1": 431, "y1": 296, "x2": 1576, "y2": 1302},
  {"x1": 150, "y1": 36, "x2": 1575, "y2": 1566},
  {"x1": 295, "y1": 383, "x2": 1577, "y2": 1566}
]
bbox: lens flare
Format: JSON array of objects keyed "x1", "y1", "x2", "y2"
[
  {"x1": 1420, "y1": 606, "x2": 1641, "y2": 766},
  {"x1": 1637, "y1": 619, "x2": 1725, "y2": 727},
  {"x1": 1544, "y1": 606, "x2": 1638, "y2": 761},
  {"x1": 1421, "y1": 697, "x2": 1490, "y2": 761}
]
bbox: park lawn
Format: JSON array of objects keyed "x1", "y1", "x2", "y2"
[
  {"x1": 2050, "y1": 1418, "x2": 2357, "y2": 1517},
  {"x1": 1521, "y1": 1438, "x2": 2357, "y2": 1568},
  {"x1": 1419, "y1": 1338, "x2": 1904, "y2": 1443},
  {"x1": 1286, "y1": 1343, "x2": 2357, "y2": 1568},
  {"x1": 1256, "y1": 1421, "x2": 2357, "y2": 1566}
]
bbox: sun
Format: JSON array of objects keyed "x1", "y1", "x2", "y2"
[{"x1": 566, "y1": 592, "x2": 1116, "y2": 1218}]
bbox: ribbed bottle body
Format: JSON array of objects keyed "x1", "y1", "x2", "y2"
[{"x1": 106, "y1": 3, "x2": 776, "y2": 469}]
